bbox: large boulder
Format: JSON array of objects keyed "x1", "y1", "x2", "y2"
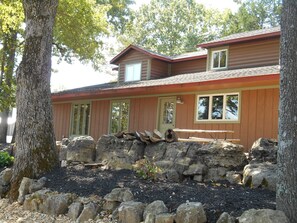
[
  {"x1": 118, "y1": 201, "x2": 146, "y2": 223},
  {"x1": 243, "y1": 162, "x2": 277, "y2": 191},
  {"x1": 66, "y1": 136, "x2": 96, "y2": 163},
  {"x1": 237, "y1": 209, "x2": 289, "y2": 223},
  {"x1": 249, "y1": 138, "x2": 278, "y2": 163},
  {"x1": 143, "y1": 200, "x2": 168, "y2": 221},
  {"x1": 175, "y1": 202, "x2": 207, "y2": 223},
  {"x1": 77, "y1": 202, "x2": 98, "y2": 222},
  {"x1": 103, "y1": 188, "x2": 134, "y2": 211},
  {"x1": 96, "y1": 135, "x2": 145, "y2": 169}
]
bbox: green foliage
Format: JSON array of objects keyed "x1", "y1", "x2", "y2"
[
  {"x1": 0, "y1": 151, "x2": 14, "y2": 168},
  {"x1": 134, "y1": 156, "x2": 162, "y2": 181}
]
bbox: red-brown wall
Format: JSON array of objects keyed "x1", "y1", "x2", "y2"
[{"x1": 52, "y1": 103, "x2": 71, "y2": 140}]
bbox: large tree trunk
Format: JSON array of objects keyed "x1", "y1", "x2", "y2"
[
  {"x1": 9, "y1": 0, "x2": 59, "y2": 201},
  {"x1": 0, "y1": 110, "x2": 9, "y2": 143},
  {"x1": 276, "y1": 0, "x2": 297, "y2": 222}
]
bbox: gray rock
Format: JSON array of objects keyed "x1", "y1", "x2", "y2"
[
  {"x1": 0, "y1": 168, "x2": 12, "y2": 185},
  {"x1": 43, "y1": 193, "x2": 74, "y2": 216},
  {"x1": 118, "y1": 201, "x2": 146, "y2": 223},
  {"x1": 143, "y1": 200, "x2": 168, "y2": 220},
  {"x1": 205, "y1": 167, "x2": 227, "y2": 181},
  {"x1": 183, "y1": 164, "x2": 207, "y2": 176},
  {"x1": 144, "y1": 213, "x2": 155, "y2": 223},
  {"x1": 18, "y1": 177, "x2": 34, "y2": 204},
  {"x1": 67, "y1": 136, "x2": 96, "y2": 163},
  {"x1": 243, "y1": 163, "x2": 277, "y2": 191},
  {"x1": 23, "y1": 189, "x2": 51, "y2": 212},
  {"x1": 193, "y1": 175, "x2": 203, "y2": 182},
  {"x1": 216, "y1": 212, "x2": 236, "y2": 223},
  {"x1": 249, "y1": 138, "x2": 278, "y2": 163},
  {"x1": 103, "y1": 200, "x2": 120, "y2": 211},
  {"x1": 104, "y1": 188, "x2": 134, "y2": 202},
  {"x1": 29, "y1": 177, "x2": 47, "y2": 193},
  {"x1": 62, "y1": 138, "x2": 70, "y2": 146},
  {"x1": 166, "y1": 169, "x2": 181, "y2": 182},
  {"x1": 155, "y1": 213, "x2": 175, "y2": 223},
  {"x1": 68, "y1": 202, "x2": 83, "y2": 220},
  {"x1": 226, "y1": 171, "x2": 242, "y2": 184},
  {"x1": 144, "y1": 142, "x2": 167, "y2": 161},
  {"x1": 175, "y1": 202, "x2": 207, "y2": 223},
  {"x1": 59, "y1": 145, "x2": 67, "y2": 161},
  {"x1": 77, "y1": 202, "x2": 98, "y2": 222},
  {"x1": 237, "y1": 209, "x2": 289, "y2": 223}
]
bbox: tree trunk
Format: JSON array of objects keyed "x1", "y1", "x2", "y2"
[
  {"x1": 276, "y1": 0, "x2": 297, "y2": 222},
  {"x1": 9, "y1": 0, "x2": 59, "y2": 201},
  {"x1": 0, "y1": 110, "x2": 9, "y2": 143}
]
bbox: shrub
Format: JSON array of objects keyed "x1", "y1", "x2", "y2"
[
  {"x1": 0, "y1": 151, "x2": 14, "y2": 168},
  {"x1": 133, "y1": 156, "x2": 162, "y2": 181}
]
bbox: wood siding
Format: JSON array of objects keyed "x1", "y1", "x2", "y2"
[
  {"x1": 228, "y1": 38, "x2": 280, "y2": 69},
  {"x1": 118, "y1": 50, "x2": 151, "y2": 82},
  {"x1": 175, "y1": 88, "x2": 279, "y2": 150},
  {"x1": 171, "y1": 58, "x2": 207, "y2": 75},
  {"x1": 52, "y1": 103, "x2": 71, "y2": 140},
  {"x1": 89, "y1": 100, "x2": 110, "y2": 141},
  {"x1": 151, "y1": 59, "x2": 168, "y2": 79}
]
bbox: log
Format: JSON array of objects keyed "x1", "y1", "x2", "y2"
[{"x1": 173, "y1": 128, "x2": 234, "y2": 134}]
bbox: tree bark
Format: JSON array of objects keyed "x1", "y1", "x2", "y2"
[
  {"x1": 9, "y1": 0, "x2": 59, "y2": 201},
  {"x1": 276, "y1": 0, "x2": 297, "y2": 222}
]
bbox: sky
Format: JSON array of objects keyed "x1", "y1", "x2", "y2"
[{"x1": 50, "y1": 0, "x2": 239, "y2": 92}]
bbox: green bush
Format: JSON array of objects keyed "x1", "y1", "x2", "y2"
[
  {"x1": 0, "y1": 151, "x2": 14, "y2": 168},
  {"x1": 133, "y1": 156, "x2": 162, "y2": 181}
]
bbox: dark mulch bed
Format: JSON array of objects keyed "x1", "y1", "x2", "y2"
[{"x1": 43, "y1": 166, "x2": 276, "y2": 223}]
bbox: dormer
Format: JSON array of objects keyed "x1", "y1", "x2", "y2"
[
  {"x1": 198, "y1": 27, "x2": 280, "y2": 71},
  {"x1": 110, "y1": 45, "x2": 207, "y2": 83}
]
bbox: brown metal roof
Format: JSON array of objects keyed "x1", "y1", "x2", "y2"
[
  {"x1": 198, "y1": 26, "x2": 280, "y2": 48},
  {"x1": 52, "y1": 65, "x2": 279, "y2": 96}
]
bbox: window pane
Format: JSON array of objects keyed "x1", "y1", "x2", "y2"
[
  {"x1": 198, "y1": 96, "x2": 209, "y2": 120},
  {"x1": 212, "y1": 95, "x2": 223, "y2": 119},
  {"x1": 84, "y1": 104, "x2": 90, "y2": 134},
  {"x1": 125, "y1": 65, "x2": 134, "y2": 81},
  {"x1": 212, "y1": 52, "x2": 219, "y2": 68},
  {"x1": 121, "y1": 102, "x2": 129, "y2": 131},
  {"x1": 72, "y1": 105, "x2": 78, "y2": 135},
  {"x1": 162, "y1": 102, "x2": 174, "y2": 124},
  {"x1": 125, "y1": 63, "x2": 141, "y2": 82},
  {"x1": 111, "y1": 102, "x2": 120, "y2": 133},
  {"x1": 71, "y1": 103, "x2": 90, "y2": 135},
  {"x1": 225, "y1": 94, "x2": 239, "y2": 120},
  {"x1": 220, "y1": 51, "x2": 226, "y2": 67},
  {"x1": 111, "y1": 101, "x2": 129, "y2": 133},
  {"x1": 134, "y1": 63, "x2": 141, "y2": 81}
]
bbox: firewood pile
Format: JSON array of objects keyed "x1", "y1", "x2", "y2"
[{"x1": 114, "y1": 129, "x2": 178, "y2": 144}]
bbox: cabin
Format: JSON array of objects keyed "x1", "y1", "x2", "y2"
[{"x1": 52, "y1": 27, "x2": 280, "y2": 151}]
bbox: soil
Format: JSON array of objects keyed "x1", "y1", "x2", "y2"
[{"x1": 43, "y1": 165, "x2": 276, "y2": 223}]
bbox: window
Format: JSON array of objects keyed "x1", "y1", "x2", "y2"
[
  {"x1": 125, "y1": 63, "x2": 141, "y2": 82},
  {"x1": 110, "y1": 101, "x2": 130, "y2": 133},
  {"x1": 71, "y1": 103, "x2": 90, "y2": 135},
  {"x1": 211, "y1": 49, "x2": 227, "y2": 69},
  {"x1": 197, "y1": 93, "x2": 239, "y2": 121}
]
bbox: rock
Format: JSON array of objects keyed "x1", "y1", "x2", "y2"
[
  {"x1": 29, "y1": 177, "x2": 47, "y2": 193},
  {"x1": 118, "y1": 201, "x2": 146, "y2": 223},
  {"x1": 205, "y1": 167, "x2": 227, "y2": 181},
  {"x1": 166, "y1": 169, "x2": 181, "y2": 182},
  {"x1": 144, "y1": 142, "x2": 167, "y2": 161},
  {"x1": 144, "y1": 213, "x2": 155, "y2": 223},
  {"x1": 175, "y1": 202, "x2": 207, "y2": 223},
  {"x1": 18, "y1": 177, "x2": 34, "y2": 204},
  {"x1": 103, "y1": 200, "x2": 121, "y2": 211},
  {"x1": 66, "y1": 136, "x2": 96, "y2": 163},
  {"x1": 193, "y1": 175, "x2": 203, "y2": 182},
  {"x1": 62, "y1": 138, "x2": 70, "y2": 146},
  {"x1": 183, "y1": 164, "x2": 207, "y2": 176},
  {"x1": 197, "y1": 141, "x2": 247, "y2": 169},
  {"x1": 61, "y1": 160, "x2": 67, "y2": 167},
  {"x1": 104, "y1": 188, "x2": 134, "y2": 202},
  {"x1": 43, "y1": 193, "x2": 74, "y2": 216},
  {"x1": 68, "y1": 202, "x2": 83, "y2": 220},
  {"x1": 77, "y1": 202, "x2": 98, "y2": 222},
  {"x1": 249, "y1": 138, "x2": 278, "y2": 163},
  {"x1": 155, "y1": 213, "x2": 175, "y2": 223},
  {"x1": 143, "y1": 200, "x2": 168, "y2": 220},
  {"x1": 216, "y1": 212, "x2": 236, "y2": 223},
  {"x1": 59, "y1": 145, "x2": 68, "y2": 161},
  {"x1": 0, "y1": 168, "x2": 12, "y2": 185},
  {"x1": 226, "y1": 171, "x2": 242, "y2": 184},
  {"x1": 243, "y1": 162, "x2": 277, "y2": 191},
  {"x1": 237, "y1": 209, "x2": 289, "y2": 223},
  {"x1": 96, "y1": 135, "x2": 145, "y2": 169},
  {"x1": 23, "y1": 189, "x2": 51, "y2": 212}
]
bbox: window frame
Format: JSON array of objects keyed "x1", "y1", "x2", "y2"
[
  {"x1": 125, "y1": 62, "x2": 142, "y2": 82},
  {"x1": 211, "y1": 49, "x2": 228, "y2": 70},
  {"x1": 195, "y1": 92, "x2": 240, "y2": 123},
  {"x1": 70, "y1": 101, "x2": 91, "y2": 136},
  {"x1": 109, "y1": 100, "x2": 130, "y2": 134}
]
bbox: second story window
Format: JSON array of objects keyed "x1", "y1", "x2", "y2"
[
  {"x1": 125, "y1": 63, "x2": 141, "y2": 82},
  {"x1": 211, "y1": 49, "x2": 227, "y2": 69}
]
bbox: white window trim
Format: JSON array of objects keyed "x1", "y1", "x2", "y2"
[
  {"x1": 196, "y1": 92, "x2": 240, "y2": 122},
  {"x1": 211, "y1": 49, "x2": 228, "y2": 70},
  {"x1": 125, "y1": 62, "x2": 141, "y2": 82}
]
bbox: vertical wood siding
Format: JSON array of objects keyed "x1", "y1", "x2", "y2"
[
  {"x1": 151, "y1": 59, "x2": 168, "y2": 79},
  {"x1": 52, "y1": 103, "x2": 71, "y2": 140},
  {"x1": 89, "y1": 100, "x2": 110, "y2": 141},
  {"x1": 228, "y1": 38, "x2": 280, "y2": 69},
  {"x1": 175, "y1": 88, "x2": 279, "y2": 151},
  {"x1": 118, "y1": 50, "x2": 151, "y2": 82},
  {"x1": 171, "y1": 58, "x2": 207, "y2": 75},
  {"x1": 129, "y1": 97, "x2": 158, "y2": 131}
]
